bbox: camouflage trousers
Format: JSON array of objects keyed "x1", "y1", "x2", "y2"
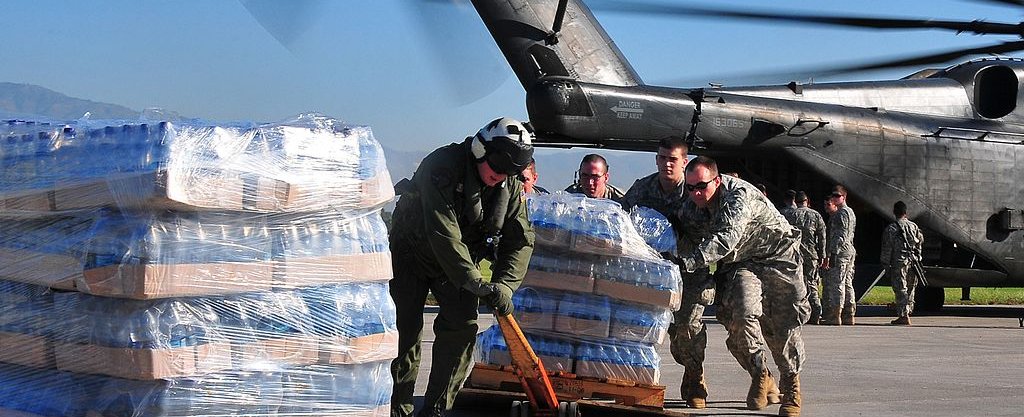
[
  {"x1": 801, "y1": 256, "x2": 822, "y2": 320},
  {"x1": 669, "y1": 274, "x2": 716, "y2": 375},
  {"x1": 714, "y1": 254, "x2": 809, "y2": 377},
  {"x1": 887, "y1": 261, "x2": 917, "y2": 317},
  {"x1": 823, "y1": 253, "x2": 856, "y2": 316}
]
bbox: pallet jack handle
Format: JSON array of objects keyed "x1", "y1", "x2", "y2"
[{"x1": 495, "y1": 313, "x2": 561, "y2": 416}]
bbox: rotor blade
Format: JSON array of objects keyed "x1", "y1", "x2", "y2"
[
  {"x1": 661, "y1": 41, "x2": 1024, "y2": 87},
  {"x1": 813, "y1": 40, "x2": 1024, "y2": 74},
  {"x1": 410, "y1": 0, "x2": 511, "y2": 106},
  {"x1": 590, "y1": 1, "x2": 1024, "y2": 36},
  {"x1": 240, "y1": 0, "x2": 326, "y2": 52}
]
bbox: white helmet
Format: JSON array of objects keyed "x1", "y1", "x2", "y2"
[{"x1": 470, "y1": 117, "x2": 535, "y2": 175}]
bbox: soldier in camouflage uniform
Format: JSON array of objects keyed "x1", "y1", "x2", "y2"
[
  {"x1": 621, "y1": 137, "x2": 715, "y2": 409},
  {"x1": 880, "y1": 201, "x2": 924, "y2": 326},
  {"x1": 822, "y1": 185, "x2": 857, "y2": 326},
  {"x1": 667, "y1": 156, "x2": 810, "y2": 417},
  {"x1": 781, "y1": 191, "x2": 827, "y2": 324},
  {"x1": 389, "y1": 118, "x2": 536, "y2": 417},
  {"x1": 564, "y1": 153, "x2": 626, "y2": 203}
]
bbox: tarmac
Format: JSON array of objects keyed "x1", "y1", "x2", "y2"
[{"x1": 409, "y1": 305, "x2": 1024, "y2": 417}]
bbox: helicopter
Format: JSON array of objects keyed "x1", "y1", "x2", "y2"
[{"x1": 464, "y1": 0, "x2": 1024, "y2": 310}]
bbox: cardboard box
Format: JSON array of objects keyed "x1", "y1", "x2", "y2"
[
  {"x1": 55, "y1": 340, "x2": 232, "y2": 380},
  {"x1": 0, "y1": 408, "x2": 46, "y2": 417},
  {"x1": 554, "y1": 315, "x2": 609, "y2": 339},
  {"x1": 516, "y1": 311, "x2": 556, "y2": 332},
  {"x1": 0, "y1": 248, "x2": 81, "y2": 289},
  {"x1": 593, "y1": 278, "x2": 681, "y2": 310},
  {"x1": 0, "y1": 332, "x2": 55, "y2": 368},
  {"x1": 256, "y1": 174, "x2": 393, "y2": 212},
  {"x1": 0, "y1": 192, "x2": 53, "y2": 212},
  {"x1": 52, "y1": 171, "x2": 246, "y2": 211},
  {"x1": 522, "y1": 269, "x2": 594, "y2": 293},
  {"x1": 275, "y1": 252, "x2": 393, "y2": 287},
  {"x1": 533, "y1": 226, "x2": 572, "y2": 249},
  {"x1": 233, "y1": 335, "x2": 319, "y2": 366},
  {"x1": 79, "y1": 261, "x2": 273, "y2": 299},
  {"x1": 570, "y1": 233, "x2": 626, "y2": 256},
  {"x1": 318, "y1": 332, "x2": 399, "y2": 365}
]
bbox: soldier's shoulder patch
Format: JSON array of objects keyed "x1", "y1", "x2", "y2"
[{"x1": 430, "y1": 167, "x2": 453, "y2": 188}]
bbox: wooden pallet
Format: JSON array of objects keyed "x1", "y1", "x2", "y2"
[{"x1": 466, "y1": 363, "x2": 666, "y2": 409}]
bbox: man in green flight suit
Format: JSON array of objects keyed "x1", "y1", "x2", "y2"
[{"x1": 388, "y1": 118, "x2": 536, "y2": 417}]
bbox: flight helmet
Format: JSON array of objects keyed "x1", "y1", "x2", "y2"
[{"x1": 470, "y1": 117, "x2": 535, "y2": 175}]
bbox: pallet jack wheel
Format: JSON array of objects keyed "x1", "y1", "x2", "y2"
[
  {"x1": 557, "y1": 401, "x2": 579, "y2": 417},
  {"x1": 510, "y1": 400, "x2": 529, "y2": 417}
]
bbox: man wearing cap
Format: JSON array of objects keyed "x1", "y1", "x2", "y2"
[
  {"x1": 620, "y1": 137, "x2": 716, "y2": 409},
  {"x1": 388, "y1": 118, "x2": 536, "y2": 417},
  {"x1": 564, "y1": 153, "x2": 626, "y2": 203},
  {"x1": 666, "y1": 156, "x2": 809, "y2": 417},
  {"x1": 782, "y1": 191, "x2": 827, "y2": 324},
  {"x1": 822, "y1": 185, "x2": 857, "y2": 326}
]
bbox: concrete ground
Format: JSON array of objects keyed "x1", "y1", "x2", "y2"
[{"x1": 408, "y1": 305, "x2": 1024, "y2": 416}]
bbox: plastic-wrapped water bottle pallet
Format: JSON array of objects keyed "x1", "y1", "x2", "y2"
[
  {"x1": 466, "y1": 363, "x2": 666, "y2": 409},
  {"x1": 0, "y1": 171, "x2": 394, "y2": 214}
]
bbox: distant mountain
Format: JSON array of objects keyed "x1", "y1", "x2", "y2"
[{"x1": 0, "y1": 82, "x2": 138, "y2": 120}]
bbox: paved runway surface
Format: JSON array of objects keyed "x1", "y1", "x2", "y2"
[{"x1": 409, "y1": 305, "x2": 1024, "y2": 416}]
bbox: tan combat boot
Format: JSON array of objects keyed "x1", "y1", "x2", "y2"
[
  {"x1": 778, "y1": 373, "x2": 802, "y2": 416},
  {"x1": 682, "y1": 371, "x2": 709, "y2": 409},
  {"x1": 747, "y1": 369, "x2": 776, "y2": 410},
  {"x1": 820, "y1": 308, "x2": 842, "y2": 325},
  {"x1": 890, "y1": 316, "x2": 911, "y2": 325},
  {"x1": 841, "y1": 310, "x2": 856, "y2": 325},
  {"x1": 767, "y1": 370, "x2": 782, "y2": 405}
]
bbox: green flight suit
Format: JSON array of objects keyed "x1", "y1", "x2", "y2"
[{"x1": 388, "y1": 140, "x2": 535, "y2": 417}]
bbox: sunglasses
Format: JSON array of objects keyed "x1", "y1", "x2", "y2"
[
  {"x1": 830, "y1": 193, "x2": 844, "y2": 199},
  {"x1": 684, "y1": 176, "x2": 719, "y2": 192}
]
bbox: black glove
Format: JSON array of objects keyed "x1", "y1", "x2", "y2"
[
  {"x1": 484, "y1": 284, "x2": 514, "y2": 316},
  {"x1": 462, "y1": 281, "x2": 514, "y2": 316}
]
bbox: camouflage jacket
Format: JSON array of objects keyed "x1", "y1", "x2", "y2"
[
  {"x1": 782, "y1": 205, "x2": 827, "y2": 261},
  {"x1": 563, "y1": 182, "x2": 626, "y2": 204},
  {"x1": 827, "y1": 204, "x2": 857, "y2": 257},
  {"x1": 390, "y1": 141, "x2": 535, "y2": 291},
  {"x1": 621, "y1": 172, "x2": 687, "y2": 217},
  {"x1": 674, "y1": 175, "x2": 799, "y2": 272},
  {"x1": 880, "y1": 218, "x2": 923, "y2": 267}
]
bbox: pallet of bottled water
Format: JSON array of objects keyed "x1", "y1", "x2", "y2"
[
  {"x1": 0, "y1": 114, "x2": 393, "y2": 213},
  {"x1": 0, "y1": 115, "x2": 398, "y2": 416},
  {"x1": 475, "y1": 195, "x2": 681, "y2": 386},
  {"x1": 522, "y1": 193, "x2": 681, "y2": 309}
]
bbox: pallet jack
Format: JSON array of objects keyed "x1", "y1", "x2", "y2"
[{"x1": 494, "y1": 313, "x2": 579, "y2": 417}]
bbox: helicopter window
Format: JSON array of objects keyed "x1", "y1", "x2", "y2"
[{"x1": 974, "y1": 65, "x2": 1018, "y2": 119}]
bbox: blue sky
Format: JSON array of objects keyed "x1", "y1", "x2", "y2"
[{"x1": 0, "y1": 0, "x2": 1017, "y2": 151}]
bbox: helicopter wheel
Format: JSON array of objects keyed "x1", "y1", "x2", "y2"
[{"x1": 557, "y1": 401, "x2": 580, "y2": 417}]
